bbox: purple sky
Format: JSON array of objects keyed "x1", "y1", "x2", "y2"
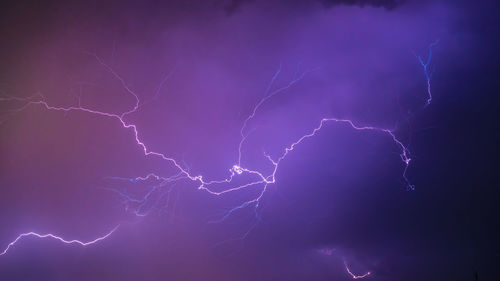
[{"x1": 0, "y1": 1, "x2": 498, "y2": 280}]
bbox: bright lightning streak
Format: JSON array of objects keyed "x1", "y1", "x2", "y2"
[
  {"x1": 268, "y1": 117, "x2": 414, "y2": 190},
  {"x1": 0, "y1": 43, "x2": 434, "y2": 255},
  {"x1": 0, "y1": 225, "x2": 119, "y2": 256},
  {"x1": 344, "y1": 260, "x2": 371, "y2": 279}
]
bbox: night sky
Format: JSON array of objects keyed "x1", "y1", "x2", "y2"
[{"x1": 0, "y1": 1, "x2": 498, "y2": 280}]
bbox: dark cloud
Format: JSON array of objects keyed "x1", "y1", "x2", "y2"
[
  {"x1": 224, "y1": 0, "x2": 406, "y2": 15},
  {"x1": 320, "y1": 0, "x2": 405, "y2": 9},
  {"x1": 224, "y1": 0, "x2": 255, "y2": 14}
]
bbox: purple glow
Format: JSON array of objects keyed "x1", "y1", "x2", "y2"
[{"x1": 1, "y1": 1, "x2": 494, "y2": 280}]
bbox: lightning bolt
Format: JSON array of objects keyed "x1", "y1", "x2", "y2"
[
  {"x1": 0, "y1": 225, "x2": 119, "y2": 256},
  {"x1": 344, "y1": 259, "x2": 371, "y2": 279},
  {"x1": 317, "y1": 248, "x2": 371, "y2": 279},
  {"x1": 0, "y1": 43, "x2": 434, "y2": 256},
  {"x1": 416, "y1": 40, "x2": 439, "y2": 106}
]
